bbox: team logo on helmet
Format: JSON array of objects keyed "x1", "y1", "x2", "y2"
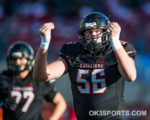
[
  {"x1": 12, "y1": 52, "x2": 22, "y2": 58},
  {"x1": 85, "y1": 22, "x2": 97, "y2": 28}
]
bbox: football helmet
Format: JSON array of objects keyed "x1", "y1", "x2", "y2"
[
  {"x1": 78, "y1": 12, "x2": 111, "y2": 53},
  {"x1": 6, "y1": 42, "x2": 34, "y2": 73}
]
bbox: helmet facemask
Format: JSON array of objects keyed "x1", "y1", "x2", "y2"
[
  {"x1": 7, "y1": 56, "x2": 33, "y2": 74},
  {"x1": 79, "y1": 29, "x2": 110, "y2": 53}
]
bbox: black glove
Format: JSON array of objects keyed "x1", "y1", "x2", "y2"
[{"x1": 1, "y1": 97, "x2": 16, "y2": 110}]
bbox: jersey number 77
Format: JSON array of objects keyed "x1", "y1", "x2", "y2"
[{"x1": 11, "y1": 90, "x2": 35, "y2": 112}]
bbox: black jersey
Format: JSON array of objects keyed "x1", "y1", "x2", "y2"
[
  {"x1": 0, "y1": 70, "x2": 57, "y2": 120},
  {"x1": 59, "y1": 41, "x2": 136, "y2": 120}
]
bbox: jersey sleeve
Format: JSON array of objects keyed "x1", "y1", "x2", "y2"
[
  {"x1": 58, "y1": 43, "x2": 71, "y2": 65},
  {"x1": 40, "y1": 81, "x2": 57, "y2": 102},
  {"x1": 0, "y1": 75, "x2": 10, "y2": 100},
  {"x1": 121, "y1": 41, "x2": 136, "y2": 59}
]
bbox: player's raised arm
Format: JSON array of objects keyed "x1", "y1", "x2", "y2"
[
  {"x1": 33, "y1": 22, "x2": 68, "y2": 82},
  {"x1": 108, "y1": 22, "x2": 136, "y2": 82}
]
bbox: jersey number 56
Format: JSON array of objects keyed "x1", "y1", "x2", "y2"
[{"x1": 76, "y1": 69, "x2": 107, "y2": 94}]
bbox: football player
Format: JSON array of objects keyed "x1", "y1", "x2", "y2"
[
  {"x1": 0, "y1": 42, "x2": 66, "y2": 120},
  {"x1": 33, "y1": 12, "x2": 137, "y2": 120}
]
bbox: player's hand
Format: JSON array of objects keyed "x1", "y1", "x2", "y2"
[
  {"x1": 107, "y1": 22, "x2": 121, "y2": 37},
  {"x1": 39, "y1": 22, "x2": 55, "y2": 37},
  {"x1": 1, "y1": 97, "x2": 16, "y2": 111},
  {"x1": 107, "y1": 22, "x2": 122, "y2": 50},
  {"x1": 39, "y1": 22, "x2": 55, "y2": 50}
]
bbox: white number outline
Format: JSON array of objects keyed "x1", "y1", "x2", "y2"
[
  {"x1": 11, "y1": 90, "x2": 35, "y2": 112},
  {"x1": 76, "y1": 69, "x2": 90, "y2": 94},
  {"x1": 76, "y1": 69, "x2": 107, "y2": 94}
]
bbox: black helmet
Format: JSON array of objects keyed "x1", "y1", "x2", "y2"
[
  {"x1": 6, "y1": 42, "x2": 34, "y2": 73},
  {"x1": 78, "y1": 12, "x2": 111, "y2": 53}
]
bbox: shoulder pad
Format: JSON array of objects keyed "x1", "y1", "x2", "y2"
[
  {"x1": 58, "y1": 42, "x2": 84, "y2": 67},
  {"x1": 121, "y1": 40, "x2": 136, "y2": 59},
  {"x1": 59, "y1": 42, "x2": 83, "y2": 58}
]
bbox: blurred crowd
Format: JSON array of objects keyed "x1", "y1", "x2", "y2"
[{"x1": 0, "y1": 0, "x2": 150, "y2": 78}]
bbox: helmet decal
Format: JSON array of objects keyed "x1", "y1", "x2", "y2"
[
  {"x1": 85, "y1": 22, "x2": 97, "y2": 28},
  {"x1": 12, "y1": 52, "x2": 22, "y2": 58}
]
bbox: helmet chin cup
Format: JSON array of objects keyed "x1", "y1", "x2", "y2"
[{"x1": 9, "y1": 65, "x2": 26, "y2": 74}]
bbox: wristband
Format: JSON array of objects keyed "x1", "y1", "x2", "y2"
[
  {"x1": 40, "y1": 31, "x2": 51, "y2": 50},
  {"x1": 40, "y1": 36, "x2": 50, "y2": 50},
  {"x1": 110, "y1": 34, "x2": 122, "y2": 50}
]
